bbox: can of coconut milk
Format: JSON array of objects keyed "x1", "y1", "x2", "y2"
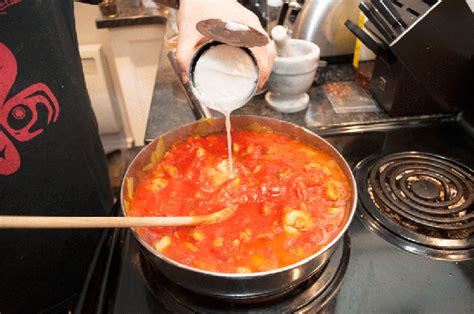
[
  {"x1": 189, "y1": 41, "x2": 260, "y2": 114},
  {"x1": 187, "y1": 19, "x2": 269, "y2": 114}
]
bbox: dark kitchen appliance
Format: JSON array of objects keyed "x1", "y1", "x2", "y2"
[
  {"x1": 347, "y1": 0, "x2": 474, "y2": 116},
  {"x1": 355, "y1": 151, "x2": 473, "y2": 260},
  {"x1": 75, "y1": 226, "x2": 351, "y2": 313},
  {"x1": 75, "y1": 116, "x2": 474, "y2": 313}
]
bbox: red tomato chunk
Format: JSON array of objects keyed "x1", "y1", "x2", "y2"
[{"x1": 129, "y1": 131, "x2": 351, "y2": 273}]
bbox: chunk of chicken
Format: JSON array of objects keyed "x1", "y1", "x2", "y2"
[
  {"x1": 213, "y1": 237, "x2": 224, "y2": 248},
  {"x1": 277, "y1": 168, "x2": 292, "y2": 180},
  {"x1": 203, "y1": 160, "x2": 230, "y2": 188},
  {"x1": 282, "y1": 210, "x2": 313, "y2": 235},
  {"x1": 325, "y1": 179, "x2": 342, "y2": 201},
  {"x1": 327, "y1": 206, "x2": 344, "y2": 217},
  {"x1": 237, "y1": 267, "x2": 251, "y2": 273},
  {"x1": 146, "y1": 178, "x2": 168, "y2": 191},
  {"x1": 190, "y1": 230, "x2": 206, "y2": 242},
  {"x1": 154, "y1": 236, "x2": 172, "y2": 252}
]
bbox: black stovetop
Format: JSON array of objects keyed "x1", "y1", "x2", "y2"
[{"x1": 77, "y1": 118, "x2": 474, "y2": 313}]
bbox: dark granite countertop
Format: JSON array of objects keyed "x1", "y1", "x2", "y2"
[
  {"x1": 96, "y1": 0, "x2": 167, "y2": 29},
  {"x1": 145, "y1": 56, "x2": 455, "y2": 143}
]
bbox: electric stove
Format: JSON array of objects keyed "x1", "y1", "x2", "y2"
[{"x1": 76, "y1": 114, "x2": 474, "y2": 313}]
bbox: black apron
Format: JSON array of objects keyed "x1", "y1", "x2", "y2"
[{"x1": 0, "y1": 1, "x2": 113, "y2": 312}]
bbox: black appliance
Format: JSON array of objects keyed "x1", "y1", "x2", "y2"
[
  {"x1": 75, "y1": 116, "x2": 474, "y2": 313},
  {"x1": 347, "y1": 0, "x2": 474, "y2": 116}
]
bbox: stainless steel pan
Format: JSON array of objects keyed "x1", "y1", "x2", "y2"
[{"x1": 120, "y1": 115, "x2": 357, "y2": 300}]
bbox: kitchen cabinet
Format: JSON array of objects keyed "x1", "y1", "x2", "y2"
[
  {"x1": 75, "y1": 2, "x2": 167, "y2": 148},
  {"x1": 108, "y1": 24, "x2": 165, "y2": 146}
]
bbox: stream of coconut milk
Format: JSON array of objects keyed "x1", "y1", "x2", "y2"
[
  {"x1": 193, "y1": 43, "x2": 258, "y2": 177},
  {"x1": 224, "y1": 112, "x2": 234, "y2": 175}
]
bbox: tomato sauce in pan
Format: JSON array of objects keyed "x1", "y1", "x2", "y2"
[{"x1": 129, "y1": 131, "x2": 351, "y2": 273}]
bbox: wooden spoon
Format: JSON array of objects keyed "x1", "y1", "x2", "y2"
[{"x1": 0, "y1": 207, "x2": 235, "y2": 229}]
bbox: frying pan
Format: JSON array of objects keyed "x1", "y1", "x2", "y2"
[{"x1": 121, "y1": 115, "x2": 357, "y2": 300}]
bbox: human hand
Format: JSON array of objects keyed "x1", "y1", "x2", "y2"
[{"x1": 176, "y1": 0, "x2": 276, "y2": 88}]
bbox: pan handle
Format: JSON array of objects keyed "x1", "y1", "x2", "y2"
[{"x1": 167, "y1": 51, "x2": 212, "y2": 120}]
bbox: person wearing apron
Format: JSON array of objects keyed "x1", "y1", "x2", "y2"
[{"x1": 0, "y1": 0, "x2": 274, "y2": 312}]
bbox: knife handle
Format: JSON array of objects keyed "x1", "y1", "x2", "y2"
[
  {"x1": 372, "y1": 0, "x2": 406, "y2": 30},
  {"x1": 359, "y1": 2, "x2": 396, "y2": 42},
  {"x1": 277, "y1": 2, "x2": 290, "y2": 26},
  {"x1": 345, "y1": 20, "x2": 395, "y2": 63}
]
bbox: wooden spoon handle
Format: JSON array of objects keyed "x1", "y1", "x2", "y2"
[
  {"x1": 0, "y1": 208, "x2": 235, "y2": 229},
  {"x1": 0, "y1": 216, "x2": 195, "y2": 229}
]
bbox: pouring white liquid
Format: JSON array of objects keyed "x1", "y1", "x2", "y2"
[{"x1": 193, "y1": 44, "x2": 258, "y2": 175}]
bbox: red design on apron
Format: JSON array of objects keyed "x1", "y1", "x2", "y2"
[
  {"x1": 0, "y1": 43, "x2": 60, "y2": 175},
  {"x1": 0, "y1": 0, "x2": 21, "y2": 15}
]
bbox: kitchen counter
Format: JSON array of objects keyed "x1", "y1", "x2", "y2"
[
  {"x1": 145, "y1": 57, "x2": 456, "y2": 142},
  {"x1": 96, "y1": 0, "x2": 167, "y2": 29}
]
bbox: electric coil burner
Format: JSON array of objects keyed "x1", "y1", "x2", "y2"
[
  {"x1": 139, "y1": 234, "x2": 351, "y2": 313},
  {"x1": 355, "y1": 152, "x2": 474, "y2": 261},
  {"x1": 77, "y1": 229, "x2": 351, "y2": 313},
  {"x1": 77, "y1": 122, "x2": 474, "y2": 313}
]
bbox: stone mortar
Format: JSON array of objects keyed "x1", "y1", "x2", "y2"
[{"x1": 266, "y1": 39, "x2": 320, "y2": 113}]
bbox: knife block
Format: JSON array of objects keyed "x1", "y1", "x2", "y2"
[{"x1": 369, "y1": 0, "x2": 474, "y2": 116}]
